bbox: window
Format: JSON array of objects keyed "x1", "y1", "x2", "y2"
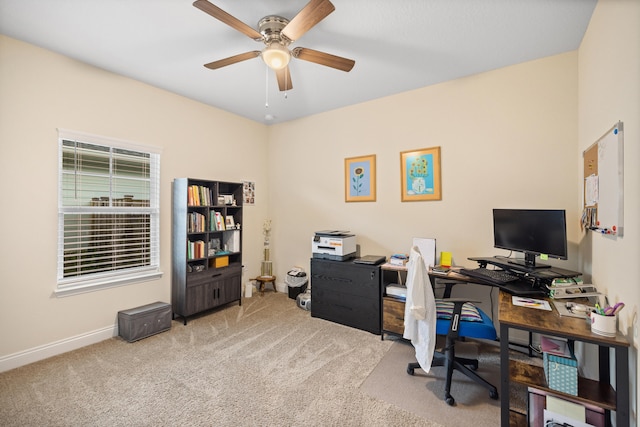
[{"x1": 56, "y1": 129, "x2": 161, "y2": 296}]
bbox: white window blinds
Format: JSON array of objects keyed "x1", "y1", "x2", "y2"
[{"x1": 56, "y1": 129, "x2": 161, "y2": 296}]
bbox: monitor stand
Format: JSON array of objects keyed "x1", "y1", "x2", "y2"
[
  {"x1": 507, "y1": 259, "x2": 551, "y2": 270},
  {"x1": 507, "y1": 253, "x2": 551, "y2": 270}
]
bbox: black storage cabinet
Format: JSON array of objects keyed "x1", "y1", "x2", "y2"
[{"x1": 310, "y1": 258, "x2": 381, "y2": 335}]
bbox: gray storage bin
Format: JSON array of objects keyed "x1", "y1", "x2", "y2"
[{"x1": 118, "y1": 302, "x2": 172, "y2": 342}]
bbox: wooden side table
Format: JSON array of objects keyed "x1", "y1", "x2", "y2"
[{"x1": 255, "y1": 275, "x2": 276, "y2": 294}]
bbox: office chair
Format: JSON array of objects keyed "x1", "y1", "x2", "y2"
[{"x1": 404, "y1": 248, "x2": 498, "y2": 406}]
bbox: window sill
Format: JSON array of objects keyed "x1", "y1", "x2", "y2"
[{"x1": 55, "y1": 270, "x2": 163, "y2": 298}]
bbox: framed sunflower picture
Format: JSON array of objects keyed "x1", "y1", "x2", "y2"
[
  {"x1": 400, "y1": 146, "x2": 441, "y2": 201},
  {"x1": 345, "y1": 154, "x2": 376, "y2": 202}
]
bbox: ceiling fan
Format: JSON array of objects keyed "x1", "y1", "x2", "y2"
[{"x1": 193, "y1": 0, "x2": 355, "y2": 91}]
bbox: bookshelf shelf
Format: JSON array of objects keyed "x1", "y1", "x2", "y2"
[{"x1": 172, "y1": 178, "x2": 243, "y2": 324}]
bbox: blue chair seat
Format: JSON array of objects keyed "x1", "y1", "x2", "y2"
[{"x1": 435, "y1": 306, "x2": 497, "y2": 340}]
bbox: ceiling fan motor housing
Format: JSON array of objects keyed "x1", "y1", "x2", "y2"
[
  {"x1": 194, "y1": 0, "x2": 354, "y2": 90},
  {"x1": 258, "y1": 16, "x2": 292, "y2": 47}
]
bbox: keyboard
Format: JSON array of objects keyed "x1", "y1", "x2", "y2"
[{"x1": 460, "y1": 267, "x2": 520, "y2": 285}]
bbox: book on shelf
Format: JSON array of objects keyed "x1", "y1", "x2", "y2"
[
  {"x1": 187, "y1": 186, "x2": 194, "y2": 206},
  {"x1": 214, "y1": 211, "x2": 225, "y2": 231},
  {"x1": 212, "y1": 211, "x2": 218, "y2": 230},
  {"x1": 190, "y1": 185, "x2": 200, "y2": 206},
  {"x1": 188, "y1": 240, "x2": 205, "y2": 260},
  {"x1": 188, "y1": 212, "x2": 206, "y2": 233},
  {"x1": 188, "y1": 185, "x2": 213, "y2": 206}
]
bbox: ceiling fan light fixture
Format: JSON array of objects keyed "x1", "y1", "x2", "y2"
[{"x1": 262, "y1": 42, "x2": 291, "y2": 70}]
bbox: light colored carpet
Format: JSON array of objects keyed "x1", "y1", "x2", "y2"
[
  {"x1": 362, "y1": 337, "x2": 509, "y2": 427},
  {"x1": 0, "y1": 292, "x2": 442, "y2": 427}
]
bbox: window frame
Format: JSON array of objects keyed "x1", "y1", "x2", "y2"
[{"x1": 56, "y1": 129, "x2": 162, "y2": 297}]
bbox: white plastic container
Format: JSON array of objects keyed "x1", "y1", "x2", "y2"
[{"x1": 590, "y1": 311, "x2": 616, "y2": 337}]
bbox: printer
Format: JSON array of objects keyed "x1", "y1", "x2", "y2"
[{"x1": 312, "y1": 230, "x2": 357, "y2": 261}]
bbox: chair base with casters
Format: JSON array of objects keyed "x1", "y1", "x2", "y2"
[{"x1": 406, "y1": 299, "x2": 499, "y2": 406}]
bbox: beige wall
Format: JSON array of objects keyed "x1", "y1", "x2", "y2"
[
  {"x1": 0, "y1": 37, "x2": 584, "y2": 363},
  {"x1": 0, "y1": 36, "x2": 269, "y2": 365},
  {"x1": 578, "y1": 0, "x2": 639, "y2": 421},
  {"x1": 268, "y1": 51, "x2": 580, "y2": 318},
  {"x1": 1, "y1": 5, "x2": 637, "y2": 418}
]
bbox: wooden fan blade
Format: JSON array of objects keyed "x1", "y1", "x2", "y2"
[
  {"x1": 204, "y1": 51, "x2": 261, "y2": 70},
  {"x1": 292, "y1": 47, "x2": 355, "y2": 72},
  {"x1": 282, "y1": 0, "x2": 335, "y2": 41},
  {"x1": 193, "y1": 0, "x2": 262, "y2": 41},
  {"x1": 276, "y1": 67, "x2": 293, "y2": 91}
]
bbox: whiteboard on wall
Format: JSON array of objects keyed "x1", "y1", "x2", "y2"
[{"x1": 582, "y1": 122, "x2": 624, "y2": 236}]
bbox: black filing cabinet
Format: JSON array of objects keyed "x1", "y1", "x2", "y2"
[{"x1": 310, "y1": 258, "x2": 381, "y2": 335}]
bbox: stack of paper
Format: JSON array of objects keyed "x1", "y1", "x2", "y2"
[
  {"x1": 512, "y1": 296, "x2": 552, "y2": 311},
  {"x1": 386, "y1": 284, "x2": 406, "y2": 299}
]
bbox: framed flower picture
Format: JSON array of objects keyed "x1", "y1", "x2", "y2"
[
  {"x1": 345, "y1": 154, "x2": 376, "y2": 202},
  {"x1": 400, "y1": 146, "x2": 441, "y2": 201}
]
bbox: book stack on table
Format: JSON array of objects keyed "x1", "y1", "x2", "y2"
[{"x1": 389, "y1": 254, "x2": 408, "y2": 266}]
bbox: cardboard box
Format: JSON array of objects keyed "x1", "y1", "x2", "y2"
[{"x1": 214, "y1": 256, "x2": 229, "y2": 268}]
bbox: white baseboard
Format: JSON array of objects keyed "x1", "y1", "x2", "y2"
[{"x1": 0, "y1": 325, "x2": 117, "y2": 373}]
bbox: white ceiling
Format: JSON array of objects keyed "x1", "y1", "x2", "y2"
[{"x1": 0, "y1": 0, "x2": 596, "y2": 125}]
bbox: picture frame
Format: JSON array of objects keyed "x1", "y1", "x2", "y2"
[
  {"x1": 242, "y1": 181, "x2": 255, "y2": 205},
  {"x1": 225, "y1": 216, "x2": 235, "y2": 229},
  {"x1": 400, "y1": 146, "x2": 441, "y2": 201},
  {"x1": 344, "y1": 154, "x2": 376, "y2": 202}
]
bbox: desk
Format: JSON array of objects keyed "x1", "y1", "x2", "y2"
[
  {"x1": 469, "y1": 257, "x2": 582, "y2": 280},
  {"x1": 429, "y1": 268, "x2": 546, "y2": 297},
  {"x1": 498, "y1": 290, "x2": 629, "y2": 427},
  {"x1": 380, "y1": 264, "x2": 464, "y2": 338},
  {"x1": 430, "y1": 269, "x2": 630, "y2": 426}
]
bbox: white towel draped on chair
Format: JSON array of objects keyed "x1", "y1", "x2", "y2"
[{"x1": 403, "y1": 245, "x2": 437, "y2": 373}]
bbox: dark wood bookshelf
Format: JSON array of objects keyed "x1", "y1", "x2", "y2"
[{"x1": 171, "y1": 178, "x2": 243, "y2": 325}]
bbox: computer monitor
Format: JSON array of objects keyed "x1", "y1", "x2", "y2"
[{"x1": 493, "y1": 209, "x2": 568, "y2": 269}]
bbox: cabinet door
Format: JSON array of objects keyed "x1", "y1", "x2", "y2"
[
  {"x1": 185, "y1": 282, "x2": 216, "y2": 316},
  {"x1": 218, "y1": 272, "x2": 241, "y2": 305},
  {"x1": 382, "y1": 297, "x2": 405, "y2": 335}
]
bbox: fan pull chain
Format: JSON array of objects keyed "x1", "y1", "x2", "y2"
[
  {"x1": 265, "y1": 65, "x2": 269, "y2": 108},
  {"x1": 284, "y1": 70, "x2": 288, "y2": 99}
]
